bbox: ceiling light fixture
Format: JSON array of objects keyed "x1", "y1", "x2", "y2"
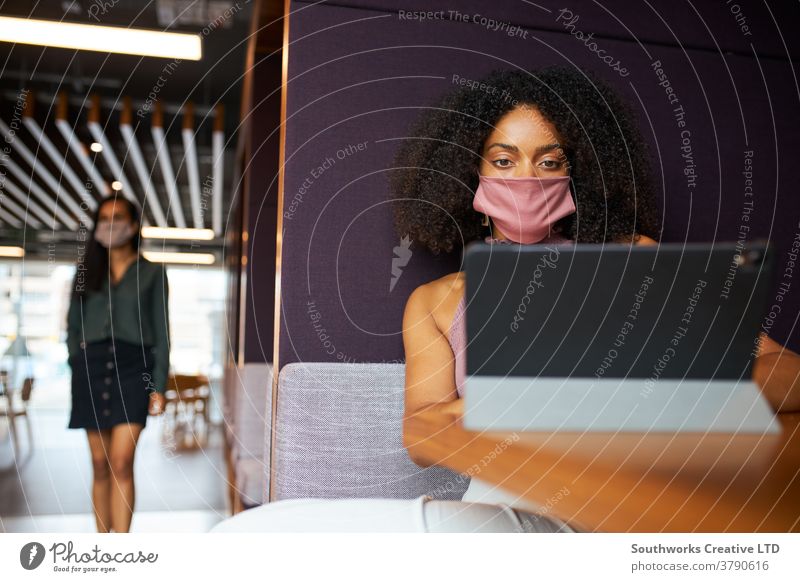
[
  {"x1": 141, "y1": 226, "x2": 215, "y2": 240},
  {"x1": 0, "y1": 246, "x2": 25, "y2": 258},
  {"x1": 0, "y1": 16, "x2": 202, "y2": 60},
  {"x1": 142, "y1": 251, "x2": 215, "y2": 265}
]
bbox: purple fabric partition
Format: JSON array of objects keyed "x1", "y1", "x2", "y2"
[
  {"x1": 310, "y1": 0, "x2": 799, "y2": 59},
  {"x1": 277, "y1": 0, "x2": 800, "y2": 368},
  {"x1": 243, "y1": 53, "x2": 282, "y2": 363}
]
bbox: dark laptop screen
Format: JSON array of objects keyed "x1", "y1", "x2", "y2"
[{"x1": 465, "y1": 243, "x2": 772, "y2": 380}]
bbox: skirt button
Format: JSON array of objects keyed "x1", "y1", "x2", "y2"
[
  {"x1": 106, "y1": 361, "x2": 114, "y2": 370},
  {"x1": 102, "y1": 392, "x2": 110, "y2": 400},
  {"x1": 103, "y1": 409, "x2": 111, "y2": 416},
  {"x1": 104, "y1": 377, "x2": 112, "y2": 385}
]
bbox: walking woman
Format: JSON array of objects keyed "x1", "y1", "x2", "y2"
[{"x1": 66, "y1": 195, "x2": 170, "y2": 533}]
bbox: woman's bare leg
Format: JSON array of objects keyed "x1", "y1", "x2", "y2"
[
  {"x1": 108, "y1": 423, "x2": 143, "y2": 533},
  {"x1": 86, "y1": 429, "x2": 113, "y2": 532}
]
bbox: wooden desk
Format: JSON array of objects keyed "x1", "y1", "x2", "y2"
[{"x1": 404, "y1": 411, "x2": 800, "y2": 532}]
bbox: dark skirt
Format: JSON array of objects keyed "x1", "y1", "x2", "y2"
[{"x1": 68, "y1": 339, "x2": 154, "y2": 430}]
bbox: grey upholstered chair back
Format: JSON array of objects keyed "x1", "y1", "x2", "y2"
[{"x1": 268, "y1": 363, "x2": 468, "y2": 501}]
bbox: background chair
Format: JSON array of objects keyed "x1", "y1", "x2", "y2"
[
  {"x1": 163, "y1": 374, "x2": 211, "y2": 449},
  {"x1": 0, "y1": 375, "x2": 34, "y2": 458}
]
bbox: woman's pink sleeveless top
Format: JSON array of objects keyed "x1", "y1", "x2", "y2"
[{"x1": 447, "y1": 234, "x2": 573, "y2": 397}]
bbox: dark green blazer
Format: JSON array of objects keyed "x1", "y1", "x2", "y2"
[{"x1": 67, "y1": 258, "x2": 170, "y2": 394}]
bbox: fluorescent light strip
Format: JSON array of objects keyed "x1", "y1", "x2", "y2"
[
  {"x1": 121, "y1": 124, "x2": 168, "y2": 227},
  {"x1": 212, "y1": 130, "x2": 224, "y2": 235},
  {"x1": 182, "y1": 128, "x2": 204, "y2": 228},
  {"x1": 56, "y1": 119, "x2": 109, "y2": 196},
  {"x1": 142, "y1": 251, "x2": 215, "y2": 265},
  {"x1": 87, "y1": 122, "x2": 135, "y2": 202},
  {"x1": 141, "y1": 226, "x2": 215, "y2": 240},
  {"x1": 0, "y1": 245, "x2": 25, "y2": 258},
  {"x1": 151, "y1": 126, "x2": 187, "y2": 228},
  {"x1": 0, "y1": 16, "x2": 202, "y2": 60}
]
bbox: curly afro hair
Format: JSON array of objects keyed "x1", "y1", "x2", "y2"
[{"x1": 390, "y1": 67, "x2": 661, "y2": 254}]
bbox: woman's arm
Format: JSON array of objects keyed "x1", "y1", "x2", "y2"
[
  {"x1": 401, "y1": 285, "x2": 464, "y2": 466},
  {"x1": 149, "y1": 265, "x2": 171, "y2": 395},
  {"x1": 753, "y1": 333, "x2": 800, "y2": 413},
  {"x1": 66, "y1": 291, "x2": 83, "y2": 362}
]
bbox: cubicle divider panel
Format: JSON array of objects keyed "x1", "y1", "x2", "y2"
[
  {"x1": 278, "y1": 0, "x2": 800, "y2": 364},
  {"x1": 223, "y1": 0, "x2": 284, "y2": 511}
]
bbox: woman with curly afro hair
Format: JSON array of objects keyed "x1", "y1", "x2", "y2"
[
  {"x1": 394, "y1": 67, "x2": 657, "y2": 509},
  {"x1": 396, "y1": 68, "x2": 800, "y2": 506},
  {"x1": 391, "y1": 67, "x2": 660, "y2": 255}
]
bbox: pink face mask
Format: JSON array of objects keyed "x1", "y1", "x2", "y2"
[
  {"x1": 473, "y1": 175, "x2": 576, "y2": 244},
  {"x1": 94, "y1": 219, "x2": 135, "y2": 249}
]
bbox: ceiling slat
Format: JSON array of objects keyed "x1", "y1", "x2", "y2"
[
  {"x1": 151, "y1": 101, "x2": 187, "y2": 229},
  {"x1": 0, "y1": 189, "x2": 42, "y2": 228},
  {"x1": 0, "y1": 205, "x2": 23, "y2": 228},
  {"x1": 87, "y1": 94, "x2": 146, "y2": 223},
  {"x1": 212, "y1": 103, "x2": 224, "y2": 235},
  {"x1": 120, "y1": 96, "x2": 168, "y2": 227},
  {"x1": 22, "y1": 91, "x2": 97, "y2": 212},
  {"x1": 1, "y1": 176, "x2": 57, "y2": 228},
  {"x1": 0, "y1": 155, "x2": 78, "y2": 230},
  {"x1": 0, "y1": 118, "x2": 88, "y2": 229},
  {"x1": 181, "y1": 102, "x2": 204, "y2": 229},
  {"x1": 55, "y1": 91, "x2": 109, "y2": 197}
]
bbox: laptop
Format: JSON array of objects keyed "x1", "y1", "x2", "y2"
[{"x1": 462, "y1": 242, "x2": 780, "y2": 433}]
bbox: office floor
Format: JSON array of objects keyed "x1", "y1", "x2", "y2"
[{"x1": 0, "y1": 406, "x2": 230, "y2": 533}]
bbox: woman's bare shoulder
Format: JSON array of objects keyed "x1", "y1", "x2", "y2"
[
  {"x1": 405, "y1": 272, "x2": 465, "y2": 329},
  {"x1": 410, "y1": 271, "x2": 464, "y2": 302},
  {"x1": 635, "y1": 234, "x2": 658, "y2": 245}
]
